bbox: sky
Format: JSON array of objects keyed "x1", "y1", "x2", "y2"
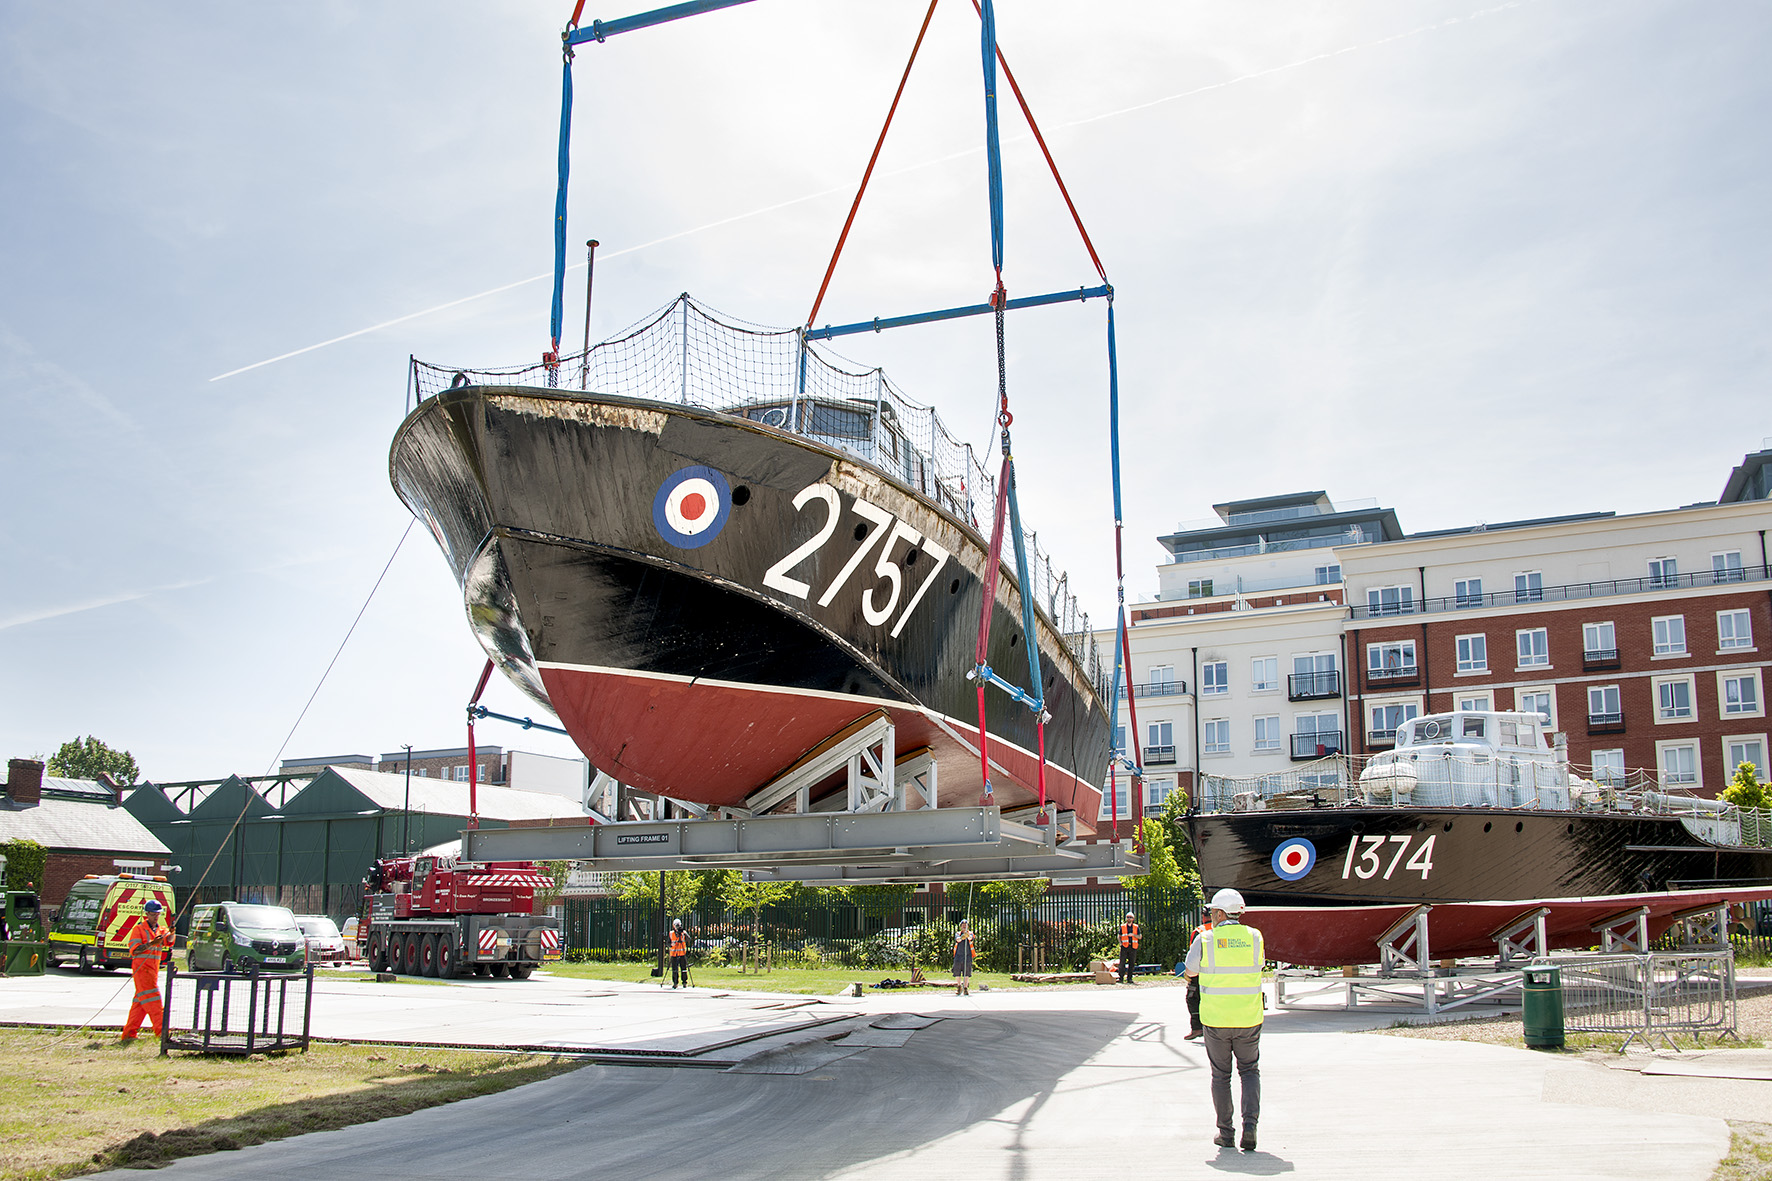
[{"x1": 3, "y1": 0, "x2": 1769, "y2": 784}]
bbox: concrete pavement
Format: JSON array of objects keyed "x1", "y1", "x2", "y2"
[{"x1": 0, "y1": 968, "x2": 1738, "y2": 1180}]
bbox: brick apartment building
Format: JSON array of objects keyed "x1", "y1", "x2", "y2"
[{"x1": 1098, "y1": 445, "x2": 1772, "y2": 820}]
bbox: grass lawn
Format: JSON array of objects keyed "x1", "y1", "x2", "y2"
[
  {"x1": 0, "y1": 1028, "x2": 581, "y2": 1180},
  {"x1": 539, "y1": 960, "x2": 1039, "y2": 994}
]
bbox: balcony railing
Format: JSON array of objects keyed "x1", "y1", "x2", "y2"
[
  {"x1": 1288, "y1": 670, "x2": 1342, "y2": 700},
  {"x1": 1118, "y1": 680, "x2": 1187, "y2": 700},
  {"x1": 1366, "y1": 727, "x2": 1399, "y2": 745},
  {"x1": 1366, "y1": 665, "x2": 1419, "y2": 685},
  {"x1": 1144, "y1": 745, "x2": 1177, "y2": 766},
  {"x1": 1347, "y1": 564, "x2": 1772, "y2": 619},
  {"x1": 1582, "y1": 648, "x2": 1621, "y2": 670},
  {"x1": 1587, "y1": 711, "x2": 1625, "y2": 734},
  {"x1": 1290, "y1": 732, "x2": 1343, "y2": 761}
]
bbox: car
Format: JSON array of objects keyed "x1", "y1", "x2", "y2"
[
  {"x1": 186, "y1": 903, "x2": 308, "y2": 973},
  {"x1": 295, "y1": 915, "x2": 349, "y2": 963}
]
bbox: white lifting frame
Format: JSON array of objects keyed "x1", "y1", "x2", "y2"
[
  {"x1": 1376, "y1": 905, "x2": 1433, "y2": 977},
  {"x1": 460, "y1": 715, "x2": 1145, "y2": 882},
  {"x1": 1666, "y1": 901, "x2": 1733, "y2": 950},
  {"x1": 1491, "y1": 906, "x2": 1553, "y2": 966}
]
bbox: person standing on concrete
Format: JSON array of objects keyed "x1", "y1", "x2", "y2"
[
  {"x1": 951, "y1": 920, "x2": 975, "y2": 996},
  {"x1": 120, "y1": 899, "x2": 174, "y2": 1043},
  {"x1": 1185, "y1": 888, "x2": 1264, "y2": 1152},
  {"x1": 1119, "y1": 911, "x2": 1141, "y2": 984},
  {"x1": 667, "y1": 918, "x2": 689, "y2": 988},
  {"x1": 1183, "y1": 913, "x2": 1214, "y2": 1040}
]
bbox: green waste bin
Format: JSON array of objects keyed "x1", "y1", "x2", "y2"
[
  {"x1": 1522, "y1": 963, "x2": 1564, "y2": 1049},
  {"x1": 1, "y1": 940, "x2": 48, "y2": 977}
]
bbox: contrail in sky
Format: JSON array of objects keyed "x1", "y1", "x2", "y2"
[{"x1": 209, "y1": 1, "x2": 1530, "y2": 383}]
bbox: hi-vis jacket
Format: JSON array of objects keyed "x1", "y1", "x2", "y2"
[
  {"x1": 1120, "y1": 922, "x2": 1140, "y2": 949},
  {"x1": 1197, "y1": 921, "x2": 1264, "y2": 1028},
  {"x1": 668, "y1": 929, "x2": 688, "y2": 957}
]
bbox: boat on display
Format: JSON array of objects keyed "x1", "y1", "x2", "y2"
[
  {"x1": 1189, "y1": 710, "x2": 1772, "y2": 965},
  {"x1": 393, "y1": 300, "x2": 1114, "y2": 822}
]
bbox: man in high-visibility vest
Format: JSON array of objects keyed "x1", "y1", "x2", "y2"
[
  {"x1": 120, "y1": 899, "x2": 174, "y2": 1043},
  {"x1": 1185, "y1": 888, "x2": 1264, "y2": 1153},
  {"x1": 1183, "y1": 914, "x2": 1214, "y2": 1040},
  {"x1": 1118, "y1": 912, "x2": 1141, "y2": 984},
  {"x1": 666, "y1": 918, "x2": 689, "y2": 988}
]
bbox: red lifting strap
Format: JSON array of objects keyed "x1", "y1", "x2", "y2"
[{"x1": 806, "y1": 0, "x2": 943, "y2": 329}]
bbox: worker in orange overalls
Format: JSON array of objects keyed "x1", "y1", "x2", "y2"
[
  {"x1": 667, "y1": 918, "x2": 689, "y2": 988},
  {"x1": 120, "y1": 899, "x2": 174, "y2": 1043},
  {"x1": 1184, "y1": 913, "x2": 1214, "y2": 1040},
  {"x1": 1119, "y1": 911, "x2": 1141, "y2": 985}
]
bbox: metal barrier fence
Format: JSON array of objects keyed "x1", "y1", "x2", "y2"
[
  {"x1": 1552, "y1": 951, "x2": 1736, "y2": 1049},
  {"x1": 162, "y1": 963, "x2": 314, "y2": 1056}
]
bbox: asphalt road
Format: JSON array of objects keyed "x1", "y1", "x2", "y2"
[{"x1": 0, "y1": 970, "x2": 1726, "y2": 1181}]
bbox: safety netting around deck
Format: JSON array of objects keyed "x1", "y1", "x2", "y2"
[{"x1": 411, "y1": 293, "x2": 1109, "y2": 697}]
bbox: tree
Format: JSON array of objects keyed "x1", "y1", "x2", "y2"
[
  {"x1": 727, "y1": 878, "x2": 795, "y2": 940},
  {"x1": 614, "y1": 871, "x2": 700, "y2": 917},
  {"x1": 842, "y1": 883, "x2": 915, "y2": 920},
  {"x1": 1123, "y1": 790, "x2": 1202, "y2": 909},
  {"x1": 2, "y1": 839, "x2": 47, "y2": 892},
  {"x1": 48, "y1": 736, "x2": 139, "y2": 785},
  {"x1": 535, "y1": 860, "x2": 573, "y2": 909},
  {"x1": 1722, "y1": 762, "x2": 1767, "y2": 811}
]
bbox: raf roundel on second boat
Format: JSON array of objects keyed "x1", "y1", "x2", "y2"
[
  {"x1": 652, "y1": 465, "x2": 733, "y2": 549},
  {"x1": 1271, "y1": 837, "x2": 1317, "y2": 882}
]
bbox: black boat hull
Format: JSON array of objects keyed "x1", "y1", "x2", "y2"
[{"x1": 391, "y1": 386, "x2": 1111, "y2": 818}]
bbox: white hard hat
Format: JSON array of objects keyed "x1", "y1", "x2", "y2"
[
  {"x1": 1125, "y1": 911, "x2": 1135, "y2": 919},
  {"x1": 672, "y1": 918, "x2": 682, "y2": 928},
  {"x1": 1208, "y1": 888, "x2": 1246, "y2": 915}
]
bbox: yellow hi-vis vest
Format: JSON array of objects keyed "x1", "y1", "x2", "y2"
[{"x1": 1198, "y1": 922, "x2": 1264, "y2": 1028}]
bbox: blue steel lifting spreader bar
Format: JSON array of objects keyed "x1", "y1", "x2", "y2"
[
  {"x1": 804, "y1": 285, "x2": 1112, "y2": 342},
  {"x1": 470, "y1": 705, "x2": 571, "y2": 737},
  {"x1": 545, "y1": 0, "x2": 761, "y2": 377}
]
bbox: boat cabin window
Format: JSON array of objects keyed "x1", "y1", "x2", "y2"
[
  {"x1": 1460, "y1": 717, "x2": 1486, "y2": 740},
  {"x1": 740, "y1": 404, "x2": 792, "y2": 428},
  {"x1": 803, "y1": 404, "x2": 870, "y2": 440}
]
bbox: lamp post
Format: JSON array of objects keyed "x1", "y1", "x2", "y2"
[{"x1": 402, "y1": 745, "x2": 414, "y2": 853}]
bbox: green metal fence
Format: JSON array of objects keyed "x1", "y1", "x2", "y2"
[{"x1": 564, "y1": 889, "x2": 1200, "y2": 974}]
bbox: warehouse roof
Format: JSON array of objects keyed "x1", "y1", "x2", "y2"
[
  {"x1": 324, "y1": 767, "x2": 585, "y2": 822},
  {"x1": 0, "y1": 789, "x2": 170, "y2": 855}
]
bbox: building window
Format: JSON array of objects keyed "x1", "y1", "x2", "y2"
[
  {"x1": 1369, "y1": 702, "x2": 1418, "y2": 743},
  {"x1": 1583, "y1": 621, "x2": 1617, "y2": 660},
  {"x1": 1656, "y1": 676, "x2": 1694, "y2": 722},
  {"x1": 1149, "y1": 664, "x2": 1177, "y2": 693},
  {"x1": 1251, "y1": 657, "x2": 1279, "y2": 694},
  {"x1": 1516, "y1": 689, "x2": 1554, "y2": 727},
  {"x1": 1146, "y1": 778, "x2": 1175, "y2": 810},
  {"x1": 1293, "y1": 713, "x2": 1340, "y2": 758},
  {"x1": 1099, "y1": 779, "x2": 1131, "y2": 820},
  {"x1": 1146, "y1": 721, "x2": 1176, "y2": 765},
  {"x1": 1722, "y1": 671, "x2": 1763, "y2": 717},
  {"x1": 1658, "y1": 742, "x2": 1699, "y2": 786},
  {"x1": 1315, "y1": 564, "x2": 1341, "y2": 585},
  {"x1": 1202, "y1": 719, "x2": 1231, "y2": 755},
  {"x1": 454, "y1": 765, "x2": 471, "y2": 782},
  {"x1": 1714, "y1": 551, "x2": 1746, "y2": 583},
  {"x1": 1454, "y1": 578, "x2": 1483, "y2": 609},
  {"x1": 1368, "y1": 586, "x2": 1414, "y2": 616},
  {"x1": 1588, "y1": 685, "x2": 1622, "y2": 725},
  {"x1": 1114, "y1": 725, "x2": 1126, "y2": 754},
  {"x1": 1590, "y1": 749, "x2": 1625, "y2": 786},
  {"x1": 1726, "y1": 737, "x2": 1768, "y2": 779},
  {"x1": 1653, "y1": 615, "x2": 1687, "y2": 656},
  {"x1": 1368, "y1": 640, "x2": 1416, "y2": 676},
  {"x1": 1515, "y1": 628, "x2": 1549, "y2": 668},
  {"x1": 1187, "y1": 579, "x2": 1214, "y2": 599},
  {"x1": 1457, "y1": 692, "x2": 1492, "y2": 712},
  {"x1": 1648, "y1": 557, "x2": 1679, "y2": 589},
  {"x1": 1201, "y1": 661, "x2": 1229, "y2": 696},
  {"x1": 1719, "y1": 609, "x2": 1754, "y2": 651},
  {"x1": 1514, "y1": 571, "x2": 1543, "y2": 603},
  {"x1": 1456, "y1": 634, "x2": 1488, "y2": 673},
  {"x1": 1254, "y1": 715, "x2": 1282, "y2": 751}
]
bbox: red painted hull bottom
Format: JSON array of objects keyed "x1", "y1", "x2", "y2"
[
  {"x1": 1250, "y1": 886, "x2": 1772, "y2": 967},
  {"x1": 538, "y1": 666, "x2": 1105, "y2": 830}
]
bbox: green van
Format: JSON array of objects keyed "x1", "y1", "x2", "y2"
[{"x1": 186, "y1": 903, "x2": 308, "y2": 973}]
